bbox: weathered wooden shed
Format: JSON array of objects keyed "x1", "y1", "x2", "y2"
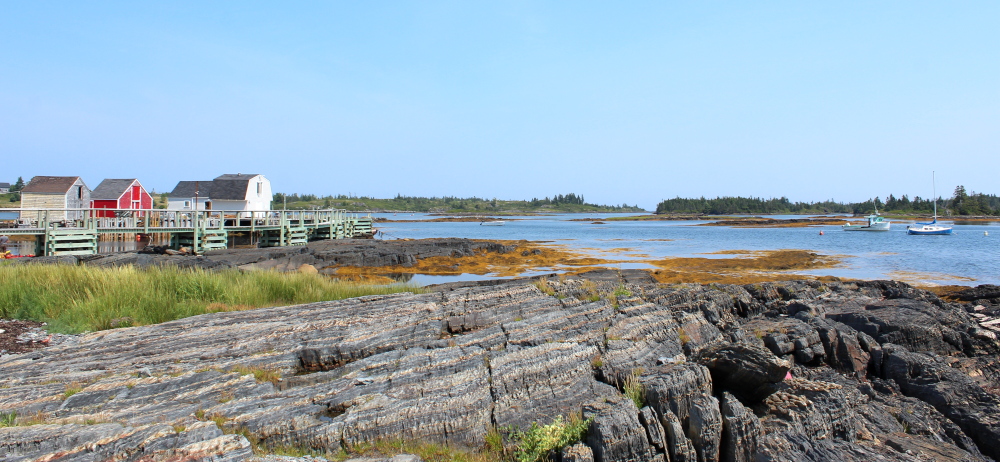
[
  {"x1": 90, "y1": 179, "x2": 153, "y2": 217},
  {"x1": 20, "y1": 176, "x2": 91, "y2": 221}
]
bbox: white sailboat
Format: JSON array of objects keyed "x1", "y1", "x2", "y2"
[{"x1": 907, "y1": 172, "x2": 952, "y2": 235}]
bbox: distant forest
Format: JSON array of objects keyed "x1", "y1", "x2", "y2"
[
  {"x1": 655, "y1": 186, "x2": 1000, "y2": 216},
  {"x1": 273, "y1": 192, "x2": 644, "y2": 213}
]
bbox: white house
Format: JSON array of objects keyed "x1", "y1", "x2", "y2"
[{"x1": 167, "y1": 174, "x2": 272, "y2": 212}]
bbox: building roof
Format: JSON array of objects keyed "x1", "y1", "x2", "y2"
[
  {"x1": 210, "y1": 174, "x2": 261, "y2": 200},
  {"x1": 169, "y1": 174, "x2": 265, "y2": 200},
  {"x1": 0, "y1": 182, "x2": 9, "y2": 188},
  {"x1": 214, "y1": 173, "x2": 260, "y2": 181},
  {"x1": 91, "y1": 179, "x2": 139, "y2": 200},
  {"x1": 21, "y1": 176, "x2": 84, "y2": 194},
  {"x1": 168, "y1": 181, "x2": 213, "y2": 199}
]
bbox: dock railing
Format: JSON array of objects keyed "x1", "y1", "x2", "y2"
[{"x1": 2, "y1": 208, "x2": 372, "y2": 255}]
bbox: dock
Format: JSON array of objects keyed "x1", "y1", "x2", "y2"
[{"x1": 0, "y1": 208, "x2": 374, "y2": 256}]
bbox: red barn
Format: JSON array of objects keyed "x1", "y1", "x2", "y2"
[{"x1": 90, "y1": 179, "x2": 153, "y2": 218}]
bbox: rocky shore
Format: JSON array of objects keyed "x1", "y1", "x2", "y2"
[
  {"x1": 4, "y1": 261, "x2": 1000, "y2": 461},
  {"x1": 8, "y1": 238, "x2": 516, "y2": 274}
]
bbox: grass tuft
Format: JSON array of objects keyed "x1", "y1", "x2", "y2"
[
  {"x1": 534, "y1": 279, "x2": 556, "y2": 297},
  {"x1": 0, "y1": 265, "x2": 422, "y2": 333},
  {"x1": 63, "y1": 383, "x2": 83, "y2": 399},
  {"x1": 508, "y1": 413, "x2": 593, "y2": 462},
  {"x1": 229, "y1": 364, "x2": 281, "y2": 385},
  {"x1": 578, "y1": 280, "x2": 601, "y2": 302},
  {"x1": 623, "y1": 369, "x2": 645, "y2": 409},
  {"x1": 678, "y1": 327, "x2": 691, "y2": 345},
  {"x1": 1, "y1": 410, "x2": 49, "y2": 427}
]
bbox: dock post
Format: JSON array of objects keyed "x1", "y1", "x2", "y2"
[
  {"x1": 193, "y1": 211, "x2": 201, "y2": 255},
  {"x1": 42, "y1": 210, "x2": 51, "y2": 256},
  {"x1": 280, "y1": 211, "x2": 287, "y2": 247}
]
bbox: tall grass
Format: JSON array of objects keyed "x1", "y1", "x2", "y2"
[{"x1": 0, "y1": 264, "x2": 422, "y2": 333}]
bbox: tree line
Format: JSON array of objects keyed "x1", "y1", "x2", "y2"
[
  {"x1": 655, "y1": 186, "x2": 1000, "y2": 216},
  {"x1": 273, "y1": 192, "x2": 643, "y2": 212}
]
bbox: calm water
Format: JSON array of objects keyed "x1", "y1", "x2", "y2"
[
  {"x1": 372, "y1": 213, "x2": 1000, "y2": 287},
  {"x1": 4, "y1": 212, "x2": 996, "y2": 287}
]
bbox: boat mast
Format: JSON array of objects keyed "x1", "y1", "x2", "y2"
[{"x1": 932, "y1": 171, "x2": 938, "y2": 221}]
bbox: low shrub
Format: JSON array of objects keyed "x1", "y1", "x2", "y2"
[{"x1": 508, "y1": 414, "x2": 593, "y2": 462}]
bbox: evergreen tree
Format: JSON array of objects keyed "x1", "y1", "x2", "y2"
[{"x1": 952, "y1": 185, "x2": 969, "y2": 215}]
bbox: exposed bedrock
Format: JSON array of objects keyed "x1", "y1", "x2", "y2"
[{"x1": 3, "y1": 274, "x2": 1000, "y2": 461}]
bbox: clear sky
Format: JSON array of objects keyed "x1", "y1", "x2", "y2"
[{"x1": 2, "y1": 2, "x2": 997, "y2": 210}]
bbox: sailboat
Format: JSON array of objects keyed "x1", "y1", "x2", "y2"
[
  {"x1": 842, "y1": 201, "x2": 890, "y2": 231},
  {"x1": 907, "y1": 172, "x2": 953, "y2": 235}
]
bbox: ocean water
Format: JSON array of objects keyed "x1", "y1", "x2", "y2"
[
  {"x1": 4, "y1": 211, "x2": 996, "y2": 287},
  {"x1": 372, "y1": 213, "x2": 1000, "y2": 287}
]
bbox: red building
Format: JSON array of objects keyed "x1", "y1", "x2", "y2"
[{"x1": 90, "y1": 179, "x2": 153, "y2": 218}]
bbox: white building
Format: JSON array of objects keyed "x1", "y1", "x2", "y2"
[{"x1": 167, "y1": 174, "x2": 272, "y2": 212}]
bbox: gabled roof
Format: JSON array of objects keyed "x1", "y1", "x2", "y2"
[
  {"x1": 168, "y1": 181, "x2": 213, "y2": 199},
  {"x1": 211, "y1": 174, "x2": 260, "y2": 200},
  {"x1": 21, "y1": 176, "x2": 84, "y2": 194},
  {"x1": 214, "y1": 173, "x2": 260, "y2": 181},
  {"x1": 168, "y1": 175, "x2": 266, "y2": 200},
  {"x1": 0, "y1": 182, "x2": 10, "y2": 188},
  {"x1": 91, "y1": 179, "x2": 140, "y2": 200}
]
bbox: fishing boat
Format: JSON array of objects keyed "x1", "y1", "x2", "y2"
[
  {"x1": 480, "y1": 220, "x2": 505, "y2": 226},
  {"x1": 842, "y1": 203, "x2": 890, "y2": 231},
  {"x1": 907, "y1": 172, "x2": 953, "y2": 235}
]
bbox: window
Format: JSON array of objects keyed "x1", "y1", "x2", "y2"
[
  {"x1": 184, "y1": 200, "x2": 191, "y2": 208},
  {"x1": 78, "y1": 186, "x2": 83, "y2": 199},
  {"x1": 257, "y1": 182, "x2": 262, "y2": 196}
]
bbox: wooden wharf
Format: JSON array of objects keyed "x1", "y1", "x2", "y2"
[{"x1": 0, "y1": 209, "x2": 374, "y2": 256}]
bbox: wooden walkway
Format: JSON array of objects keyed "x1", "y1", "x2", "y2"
[{"x1": 1, "y1": 209, "x2": 374, "y2": 256}]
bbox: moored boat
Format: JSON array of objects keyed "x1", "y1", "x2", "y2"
[
  {"x1": 843, "y1": 203, "x2": 890, "y2": 231},
  {"x1": 907, "y1": 172, "x2": 952, "y2": 235},
  {"x1": 906, "y1": 221, "x2": 952, "y2": 235}
]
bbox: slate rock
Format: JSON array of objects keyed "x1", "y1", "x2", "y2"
[
  {"x1": 719, "y1": 392, "x2": 761, "y2": 462},
  {"x1": 583, "y1": 394, "x2": 656, "y2": 462},
  {"x1": 696, "y1": 341, "x2": 790, "y2": 402}
]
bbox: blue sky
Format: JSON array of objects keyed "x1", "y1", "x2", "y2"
[{"x1": 2, "y1": 2, "x2": 997, "y2": 209}]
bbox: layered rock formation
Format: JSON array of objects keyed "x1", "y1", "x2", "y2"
[{"x1": 3, "y1": 271, "x2": 1000, "y2": 461}]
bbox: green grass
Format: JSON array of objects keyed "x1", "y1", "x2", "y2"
[
  {"x1": 0, "y1": 264, "x2": 423, "y2": 333},
  {"x1": 508, "y1": 414, "x2": 592, "y2": 462},
  {"x1": 0, "y1": 192, "x2": 19, "y2": 207},
  {"x1": 228, "y1": 364, "x2": 281, "y2": 385},
  {"x1": 623, "y1": 369, "x2": 645, "y2": 409}
]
